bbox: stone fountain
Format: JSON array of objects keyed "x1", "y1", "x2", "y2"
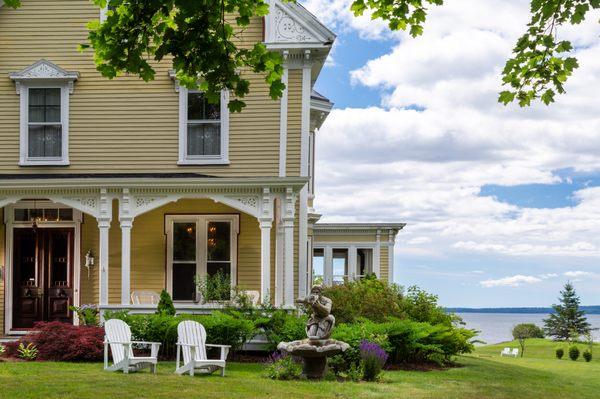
[{"x1": 277, "y1": 285, "x2": 349, "y2": 379}]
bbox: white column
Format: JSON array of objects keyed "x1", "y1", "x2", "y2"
[
  {"x1": 298, "y1": 187, "x2": 308, "y2": 298},
  {"x1": 388, "y1": 231, "x2": 396, "y2": 284},
  {"x1": 373, "y1": 230, "x2": 381, "y2": 278},
  {"x1": 275, "y1": 200, "x2": 284, "y2": 307},
  {"x1": 278, "y1": 54, "x2": 289, "y2": 178},
  {"x1": 283, "y1": 188, "x2": 296, "y2": 307},
  {"x1": 324, "y1": 246, "x2": 333, "y2": 286},
  {"x1": 260, "y1": 219, "x2": 272, "y2": 303},
  {"x1": 120, "y1": 219, "x2": 132, "y2": 305},
  {"x1": 348, "y1": 245, "x2": 357, "y2": 281},
  {"x1": 298, "y1": 52, "x2": 311, "y2": 297},
  {"x1": 119, "y1": 189, "x2": 134, "y2": 305},
  {"x1": 98, "y1": 189, "x2": 111, "y2": 306},
  {"x1": 259, "y1": 188, "x2": 274, "y2": 304}
]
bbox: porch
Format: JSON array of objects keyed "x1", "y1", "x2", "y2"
[{"x1": 0, "y1": 174, "x2": 307, "y2": 334}]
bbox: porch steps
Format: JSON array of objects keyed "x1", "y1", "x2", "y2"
[{"x1": 0, "y1": 336, "x2": 20, "y2": 343}]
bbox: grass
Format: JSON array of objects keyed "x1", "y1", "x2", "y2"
[{"x1": 0, "y1": 339, "x2": 598, "y2": 399}]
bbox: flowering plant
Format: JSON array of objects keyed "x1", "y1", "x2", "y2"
[
  {"x1": 360, "y1": 340, "x2": 388, "y2": 381},
  {"x1": 264, "y1": 351, "x2": 301, "y2": 380}
]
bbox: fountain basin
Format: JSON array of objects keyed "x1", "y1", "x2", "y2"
[{"x1": 277, "y1": 339, "x2": 350, "y2": 379}]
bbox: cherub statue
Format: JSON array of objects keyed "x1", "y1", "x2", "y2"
[{"x1": 296, "y1": 285, "x2": 335, "y2": 340}]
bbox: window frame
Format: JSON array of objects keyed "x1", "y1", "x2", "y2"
[
  {"x1": 165, "y1": 214, "x2": 239, "y2": 303},
  {"x1": 19, "y1": 83, "x2": 70, "y2": 166},
  {"x1": 177, "y1": 88, "x2": 230, "y2": 165}
]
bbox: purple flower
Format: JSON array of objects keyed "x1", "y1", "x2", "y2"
[
  {"x1": 267, "y1": 350, "x2": 285, "y2": 364},
  {"x1": 359, "y1": 340, "x2": 388, "y2": 365}
]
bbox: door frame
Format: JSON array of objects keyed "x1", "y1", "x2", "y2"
[{"x1": 4, "y1": 201, "x2": 82, "y2": 334}]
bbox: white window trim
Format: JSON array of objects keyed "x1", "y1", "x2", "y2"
[
  {"x1": 10, "y1": 60, "x2": 78, "y2": 167},
  {"x1": 165, "y1": 214, "x2": 239, "y2": 302},
  {"x1": 18, "y1": 83, "x2": 71, "y2": 166},
  {"x1": 177, "y1": 88, "x2": 230, "y2": 165}
]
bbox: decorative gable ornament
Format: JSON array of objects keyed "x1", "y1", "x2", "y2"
[
  {"x1": 9, "y1": 59, "x2": 80, "y2": 94},
  {"x1": 265, "y1": 0, "x2": 335, "y2": 47}
]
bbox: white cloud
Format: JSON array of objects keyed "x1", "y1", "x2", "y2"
[
  {"x1": 480, "y1": 275, "x2": 543, "y2": 288},
  {"x1": 539, "y1": 273, "x2": 559, "y2": 279},
  {"x1": 564, "y1": 271, "x2": 592, "y2": 278},
  {"x1": 406, "y1": 236, "x2": 432, "y2": 245}
]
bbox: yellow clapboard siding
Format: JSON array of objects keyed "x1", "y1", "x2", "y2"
[
  {"x1": 380, "y1": 245, "x2": 389, "y2": 281},
  {"x1": 0, "y1": 0, "x2": 303, "y2": 177}
]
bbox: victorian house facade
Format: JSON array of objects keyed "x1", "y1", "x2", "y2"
[{"x1": 0, "y1": 0, "x2": 404, "y2": 334}]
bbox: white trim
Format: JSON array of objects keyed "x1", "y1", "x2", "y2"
[
  {"x1": 177, "y1": 88, "x2": 230, "y2": 165},
  {"x1": 278, "y1": 62, "x2": 289, "y2": 177},
  {"x1": 373, "y1": 230, "x2": 381, "y2": 278},
  {"x1": 100, "y1": 5, "x2": 108, "y2": 22},
  {"x1": 298, "y1": 187, "x2": 308, "y2": 297},
  {"x1": 388, "y1": 231, "x2": 395, "y2": 284},
  {"x1": 300, "y1": 52, "x2": 311, "y2": 177},
  {"x1": 165, "y1": 214, "x2": 239, "y2": 302},
  {"x1": 265, "y1": 0, "x2": 336, "y2": 46},
  {"x1": 3, "y1": 202, "x2": 82, "y2": 334},
  {"x1": 17, "y1": 84, "x2": 70, "y2": 166}
]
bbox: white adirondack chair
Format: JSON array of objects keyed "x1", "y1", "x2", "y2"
[
  {"x1": 175, "y1": 320, "x2": 231, "y2": 377},
  {"x1": 131, "y1": 290, "x2": 161, "y2": 305},
  {"x1": 104, "y1": 319, "x2": 161, "y2": 374},
  {"x1": 511, "y1": 348, "x2": 519, "y2": 357}
]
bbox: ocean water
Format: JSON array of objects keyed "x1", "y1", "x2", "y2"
[{"x1": 456, "y1": 313, "x2": 600, "y2": 344}]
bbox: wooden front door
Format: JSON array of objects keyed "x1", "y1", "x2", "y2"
[{"x1": 12, "y1": 228, "x2": 74, "y2": 329}]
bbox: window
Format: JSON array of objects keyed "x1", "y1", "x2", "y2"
[
  {"x1": 176, "y1": 86, "x2": 230, "y2": 165},
  {"x1": 166, "y1": 215, "x2": 239, "y2": 302},
  {"x1": 357, "y1": 248, "x2": 373, "y2": 278},
  {"x1": 312, "y1": 248, "x2": 324, "y2": 285},
  {"x1": 10, "y1": 60, "x2": 78, "y2": 166},
  {"x1": 332, "y1": 249, "x2": 348, "y2": 284}
]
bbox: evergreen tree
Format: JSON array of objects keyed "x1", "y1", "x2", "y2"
[
  {"x1": 544, "y1": 282, "x2": 591, "y2": 340},
  {"x1": 156, "y1": 290, "x2": 176, "y2": 316}
]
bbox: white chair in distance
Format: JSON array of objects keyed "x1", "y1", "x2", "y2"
[
  {"x1": 500, "y1": 347, "x2": 518, "y2": 358},
  {"x1": 104, "y1": 319, "x2": 161, "y2": 374},
  {"x1": 175, "y1": 320, "x2": 231, "y2": 377},
  {"x1": 131, "y1": 290, "x2": 161, "y2": 305}
]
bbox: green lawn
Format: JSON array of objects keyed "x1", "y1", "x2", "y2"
[{"x1": 1, "y1": 339, "x2": 598, "y2": 399}]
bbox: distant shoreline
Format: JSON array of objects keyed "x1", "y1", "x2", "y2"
[{"x1": 446, "y1": 306, "x2": 600, "y2": 314}]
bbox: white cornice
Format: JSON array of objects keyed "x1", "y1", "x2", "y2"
[{"x1": 314, "y1": 223, "x2": 407, "y2": 235}]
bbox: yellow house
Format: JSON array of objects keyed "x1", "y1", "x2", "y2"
[{"x1": 0, "y1": 0, "x2": 403, "y2": 335}]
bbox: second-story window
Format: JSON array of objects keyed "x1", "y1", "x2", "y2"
[
  {"x1": 28, "y1": 88, "x2": 62, "y2": 159},
  {"x1": 177, "y1": 88, "x2": 230, "y2": 165},
  {"x1": 187, "y1": 92, "x2": 221, "y2": 157},
  {"x1": 10, "y1": 60, "x2": 78, "y2": 167}
]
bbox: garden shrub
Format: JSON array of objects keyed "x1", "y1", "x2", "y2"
[
  {"x1": 254, "y1": 310, "x2": 307, "y2": 351},
  {"x1": 7, "y1": 322, "x2": 104, "y2": 361},
  {"x1": 322, "y1": 277, "x2": 455, "y2": 326},
  {"x1": 360, "y1": 340, "x2": 388, "y2": 381},
  {"x1": 104, "y1": 311, "x2": 257, "y2": 358},
  {"x1": 156, "y1": 290, "x2": 176, "y2": 316},
  {"x1": 69, "y1": 304, "x2": 99, "y2": 326},
  {"x1": 264, "y1": 351, "x2": 302, "y2": 380},
  {"x1": 0, "y1": 344, "x2": 5, "y2": 358},
  {"x1": 555, "y1": 347, "x2": 564, "y2": 359},
  {"x1": 583, "y1": 350, "x2": 592, "y2": 362},
  {"x1": 569, "y1": 345, "x2": 580, "y2": 361}
]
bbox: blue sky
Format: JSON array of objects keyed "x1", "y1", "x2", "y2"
[{"x1": 306, "y1": 0, "x2": 600, "y2": 307}]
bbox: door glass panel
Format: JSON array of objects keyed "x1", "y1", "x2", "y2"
[
  {"x1": 14, "y1": 209, "x2": 28, "y2": 222},
  {"x1": 17, "y1": 231, "x2": 36, "y2": 286},
  {"x1": 332, "y1": 249, "x2": 348, "y2": 284},
  {"x1": 59, "y1": 208, "x2": 73, "y2": 221},
  {"x1": 312, "y1": 248, "x2": 324, "y2": 284},
  {"x1": 173, "y1": 223, "x2": 196, "y2": 261},
  {"x1": 50, "y1": 232, "x2": 69, "y2": 286},
  {"x1": 172, "y1": 263, "x2": 196, "y2": 301},
  {"x1": 207, "y1": 222, "x2": 230, "y2": 261}
]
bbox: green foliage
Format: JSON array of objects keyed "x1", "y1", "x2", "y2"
[
  {"x1": 69, "y1": 305, "x2": 99, "y2": 326},
  {"x1": 512, "y1": 323, "x2": 545, "y2": 357},
  {"x1": 254, "y1": 310, "x2": 307, "y2": 351},
  {"x1": 350, "y1": 0, "x2": 443, "y2": 37},
  {"x1": 156, "y1": 290, "x2": 176, "y2": 316},
  {"x1": 322, "y1": 277, "x2": 455, "y2": 326},
  {"x1": 104, "y1": 311, "x2": 256, "y2": 357},
  {"x1": 332, "y1": 318, "x2": 475, "y2": 367},
  {"x1": 555, "y1": 347, "x2": 564, "y2": 359},
  {"x1": 264, "y1": 353, "x2": 302, "y2": 380},
  {"x1": 80, "y1": 0, "x2": 284, "y2": 112},
  {"x1": 544, "y1": 283, "x2": 591, "y2": 341},
  {"x1": 568, "y1": 345, "x2": 580, "y2": 361},
  {"x1": 0, "y1": 344, "x2": 5, "y2": 357},
  {"x1": 583, "y1": 349, "x2": 592, "y2": 362},
  {"x1": 196, "y1": 271, "x2": 232, "y2": 302},
  {"x1": 17, "y1": 343, "x2": 38, "y2": 361}
]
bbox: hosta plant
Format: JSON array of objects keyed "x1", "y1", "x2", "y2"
[{"x1": 17, "y1": 343, "x2": 38, "y2": 361}]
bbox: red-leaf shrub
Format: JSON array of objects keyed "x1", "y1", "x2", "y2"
[{"x1": 8, "y1": 322, "x2": 104, "y2": 361}]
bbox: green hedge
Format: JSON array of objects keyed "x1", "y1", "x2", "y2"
[{"x1": 104, "y1": 311, "x2": 256, "y2": 358}]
